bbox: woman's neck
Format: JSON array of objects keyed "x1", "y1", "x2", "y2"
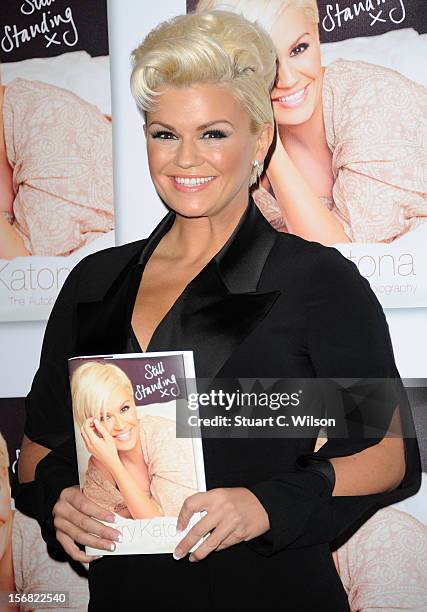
[{"x1": 158, "y1": 196, "x2": 248, "y2": 265}]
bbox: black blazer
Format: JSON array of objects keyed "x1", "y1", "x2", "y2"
[{"x1": 20, "y1": 199, "x2": 421, "y2": 611}]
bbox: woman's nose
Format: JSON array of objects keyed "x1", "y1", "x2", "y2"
[
  {"x1": 175, "y1": 138, "x2": 202, "y2": 169},
  {"x1": 113, "y1": 414, "x2": 125, "y2": 430},
  {"x1": 276, "y1": 59, "x2": 299, "y2": 89}
]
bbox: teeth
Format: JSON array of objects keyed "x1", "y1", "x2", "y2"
[
  {"x1": 116, "y1": 430, "x2": 131, "y2": 440},
  {"x1": 175, "y1": 176, "x2": 215, "y2": 185},
  {"x1": 280, "y1": 88, "x2": 306, "y2": 103}
]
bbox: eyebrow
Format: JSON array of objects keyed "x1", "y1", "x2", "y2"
[
  {"x1": 147, "y1": 120, "x2": 234, "y2": 130},
  {"x1": 289, "y1": 32, "x2": 311, "y2": 50}
]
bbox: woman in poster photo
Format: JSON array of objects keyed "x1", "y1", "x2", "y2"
[
  {"x1": 0, "y1": 79, "x2": 114, "y2": 259},
  {"x1": 19, "y1": 9, "x2": 422, "y2": 611},
  {"x1": 71, "y1": 361, "x2": 198, "y2": 519},
  {"x1": 196, "y1": 0, "x2": 427, "y2": 245},
  {"x1": 0, "y1": 433, "x2": 89, "y2": 612}
]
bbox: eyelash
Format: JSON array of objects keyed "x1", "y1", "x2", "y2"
[
  {"x1": 99, "y1": 405, "x2": 130, "y2": 421},
  {"x1": 150, "y1": 129, "x2": 228, "y2": 140},
  {"x1": 290, "y1": 42, "x2": 309, "y2": 57}
]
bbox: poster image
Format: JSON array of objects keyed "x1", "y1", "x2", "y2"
[
  {"x1": 188, "y1": 0, "x2": 427, "y2": 308},
  {"x1": 0, "y1": 399, "x2": 89, "y2": 611},
  {"x1": 0, "y1": 0, "x2": 115, "y2": 322},
  {"x1": 68, "y1": 351, "x2": 206, "y2": 556}
]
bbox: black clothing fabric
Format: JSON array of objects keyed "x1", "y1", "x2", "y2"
[{"x1": 21, "y1": 199, "x2": 421, "y2": 611}]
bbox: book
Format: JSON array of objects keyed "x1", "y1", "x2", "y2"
[{"x1": 68, "y1": 351, "x2": 206, "y2": 555}]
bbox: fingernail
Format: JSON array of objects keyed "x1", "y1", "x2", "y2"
[
  {"x1": 115, "y1": 533, "x2": 123, "y2": 543},
  {"x1": 176, "y1": 529, "x2": 183, "y2": 536},
  {"x1": 189, "y1": 555, "x2": 195, "y2": 562},
  {"x1": 93, "y1": 555, "x2": 103, "y2": 560},
  {"x1": 108, "y1": 542, "x2": 116, "y2": 552},
  {"x1": 173, "y1": 550, "x2": 183, "y2": 560}
]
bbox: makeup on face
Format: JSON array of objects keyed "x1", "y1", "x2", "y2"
[
  {"x1": 269, "y1": 7, "x2": 323, "y2": 128},
  {"x1": 97, "y1": 386, "x2": 139, "y2": 449},
  {"x1": 145, "y1": 83, "x2": 264, "y2": 220}
]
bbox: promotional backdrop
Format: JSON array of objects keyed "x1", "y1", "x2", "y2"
[
  {"x1": 0, "y1": 1, "x2": 426, "y2": 609},
  {"x1": 0, "y1": 0, "x2": 115, "y2": 322}
]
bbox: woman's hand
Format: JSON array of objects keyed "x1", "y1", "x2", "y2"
[
  {"x1": 173, "y1": 487, "x2": 270, "y2": 562},
  {"x1": 52, "y1": 486, "x2": 122, "y2": 563},
  {"x1": 81, "y1": 418, "x2": 121, "y2": 473}
]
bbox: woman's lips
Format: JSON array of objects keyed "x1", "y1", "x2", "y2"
[
  {"x1": 272, "y1": 84, "x2": 310, "y2": 109},
  {"x1": 170, "y1": 176, "x2": 217, "y2": 192},
  {"x1": 114, "y1": 429, "x2": 133, "y2": 441}
]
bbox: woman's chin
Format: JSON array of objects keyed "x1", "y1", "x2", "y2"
[
  {"x1": 115, "y1": 439, "x2": 136, "y2": 452},
  {"x1": 114, "y1": 428, "x2": 138, "y2": 451},
  {"x1": 170, "y1": 200, "x2": 212, "y2": 219},
  {"x1": 273, "y1": 98, "x2": 318, "y2": 129}
]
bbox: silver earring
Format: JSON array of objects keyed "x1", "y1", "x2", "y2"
[{"x1": 250, "y1": 159, "x2": 263, "y2": 186}]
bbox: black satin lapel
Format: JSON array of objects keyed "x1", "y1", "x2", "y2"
[
  {"x1": 215, "y1": 197, "x2": 278, "y2": 293},
  {"x1": 147, "y1": 261, "x2": 280, "y2": 380}
]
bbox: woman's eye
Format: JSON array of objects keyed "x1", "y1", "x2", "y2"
[
  {"x1": 202, "y1": 129, "x2": 228, "y2": 139},
  {"x1": 290, "y1": 42, "x2": 309, "y2": 57},
  {"x1": 99, "y1": 415, "x2": 110, "y2": 421},
  {"x1": 121, "y1": 405, "x2": 130, "y2": 413},
  {"x1": 151, "y1": 130, "x2": 177, "y2": 139}
]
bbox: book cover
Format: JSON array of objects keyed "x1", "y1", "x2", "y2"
[{"x1": 68, "y1": 351, "x2": 205, "y2": 555}]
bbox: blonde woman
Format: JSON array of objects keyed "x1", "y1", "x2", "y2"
[
  {"x1": 20, "y1": 10, "x2": 420, "y2": 611},
  {"x1": 196, "y1": 0, "x2": 427, "y2": 244},
  {"x1": 71, "y1": 361, "x2": 197, "y2": 519},
  {"x1": 0, "y1": 433, "x2": 89, "y2": 611}
]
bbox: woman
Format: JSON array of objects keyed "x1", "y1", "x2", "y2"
[
  {"x1": 71, "y1": 361, "x2": 198, "y2": 519},
  {"x1": 196, "y1": 0, "x2": 427, "y2": 245},
  {"x1": 18, "y1": 10, "x2": 420, "y2": 611},
  {"x1": 0, "y1": 79, "x2": 114, "y2": 258},
  {"x1": 0, "y1": 433, "x2": 89, "y2": 612}
]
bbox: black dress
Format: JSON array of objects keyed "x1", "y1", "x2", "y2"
[{"x1": 21, "y1": 199, "x2": 421, "y2": 611}]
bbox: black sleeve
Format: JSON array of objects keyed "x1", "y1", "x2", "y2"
[
  {"x1": 16, "y1": 256, "x2": 91, "y2": 551},
  {"x1": 246, "y1": 247, "x2": 422, "y2": 556}
]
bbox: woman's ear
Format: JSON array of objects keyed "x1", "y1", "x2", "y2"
[{"x1": 143, "y1": 123, "x2": 147, "y2": 138}]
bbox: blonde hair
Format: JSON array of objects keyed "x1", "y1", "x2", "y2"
[
  {"x1": 130, "y1": 9, "x2": 276, "y2": 140},
  {"x1": 71, "y1": 362, "x2": 134, "y2": 429},
  {"x1": 0, "y1": 432, "x2": 9, "y2": 469},
  {"x1": 195, "y1": 0, "x2": 319, "y2": 31}
]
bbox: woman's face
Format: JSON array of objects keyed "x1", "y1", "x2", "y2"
[
  {"x1": 0, "y1": 467, "x2": 12, "y2": 559},
  {"x1": 97, "y1": 385, "x2": 139, "y2": 452},
  {"x1": 270, "y1": 7, "x2": 323, "y2": 127},
  {"x1": 145, "y1": 83, "x2": 271, "y2": 219}
]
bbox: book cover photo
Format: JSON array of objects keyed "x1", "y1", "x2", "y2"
[{"x1": 68, "y1": 351, "x2": 206, "y2": 555}]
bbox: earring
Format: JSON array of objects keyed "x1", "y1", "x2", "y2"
[{"x1": 250, "y1": 159, "x2": 264, "y2": 187}]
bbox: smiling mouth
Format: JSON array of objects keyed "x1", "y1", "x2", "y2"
[
  {"x1": 114, "y1": 429, "x2": 133, "y2": 441},
  {"x1": 272, "y1": 84, "x2": 309, "y2": 107},
  {"x1": 173, "y1": 176, "x2": 216, "y2": 186}
]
